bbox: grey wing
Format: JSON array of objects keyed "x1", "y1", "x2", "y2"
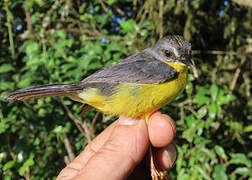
[{"x1": 82, "y1": 52, "x2": 177, "y2": 84}]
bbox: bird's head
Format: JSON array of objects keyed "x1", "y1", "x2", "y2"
[{"x1": 151, "y1": 35, "x2": 193, "y2": 67}]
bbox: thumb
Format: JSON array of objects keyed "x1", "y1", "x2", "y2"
[{"x1": 72, "y1": 117, "x2": 149, "y2": 180}]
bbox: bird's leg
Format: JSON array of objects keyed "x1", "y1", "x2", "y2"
[
  {"x1": 149, "y1": 146, "x2": 168, "y2": 180},
  {"x1": 145, "y1": 114, "x2": 169, "y2": 180},
  {"x1": 79, "y1": 104, "x2": 93, "y2": 117}
]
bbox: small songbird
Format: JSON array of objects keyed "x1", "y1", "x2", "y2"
[{"x1": 4, "y1": 35, "x2": 193, "y2": 180}]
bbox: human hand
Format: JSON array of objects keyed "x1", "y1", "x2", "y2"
[{"x1": 57, "y1": 111, "x2": 177, "y2": 180}]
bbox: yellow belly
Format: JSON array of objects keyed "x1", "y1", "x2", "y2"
[{"x1": 76, "y1": 63, "x2": 188, "y2": 118}]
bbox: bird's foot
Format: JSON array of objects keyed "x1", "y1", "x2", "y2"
[{"x1": 149, "y1": 146, "x2": 169, "y2": 180}]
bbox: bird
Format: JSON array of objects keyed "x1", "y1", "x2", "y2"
[{"x1": 4, "y1": 35, "x2": 193, "y2": 180}]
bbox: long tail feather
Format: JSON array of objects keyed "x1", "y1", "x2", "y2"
[{"x1": 4, "y1": 83, "x2": 83, "y2": 101}]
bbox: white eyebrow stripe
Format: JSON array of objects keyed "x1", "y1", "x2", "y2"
[{"x1": 171, "y1": 46, "x2": 179, "y2": 57}]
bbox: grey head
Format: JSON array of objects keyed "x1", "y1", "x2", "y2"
[{"x1": 147, "y1": 35, "x2": 192, "y2": 66}]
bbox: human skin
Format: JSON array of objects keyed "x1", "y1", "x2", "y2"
[{"x1": 57, "y1": 111, "x2": 177, "y2": 180}]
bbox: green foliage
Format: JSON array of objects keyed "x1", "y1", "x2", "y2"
[{"x1": 0, "y1": 0, "x2": 251, "y2": 179}]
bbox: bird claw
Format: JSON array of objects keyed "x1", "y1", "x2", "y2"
[
  {"x1": 151, "y1": 163, "x2": 169, "y2": 180},
  {"x1": 149, "y1": 146, "x2": 169, "y2": 180}
]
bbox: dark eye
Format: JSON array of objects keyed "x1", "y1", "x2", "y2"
[{"x1": 164, "y1": 50, "x2": 172, "y2": 57}]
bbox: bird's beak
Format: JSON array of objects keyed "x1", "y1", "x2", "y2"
[{"x1": 181, "y1": 56, "x2": 194, "y2": 67}]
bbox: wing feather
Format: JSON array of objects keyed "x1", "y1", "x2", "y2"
[{"x1": 82, "y1": 51, "x2": 177, "y2": 84}]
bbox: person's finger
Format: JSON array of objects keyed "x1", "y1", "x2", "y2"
[
  {"x1": 148, "y1": 112, "x2": 176, "y2": 147},
  {"x1": 57, "y1": 121, "x2": 117, "y2": 180},
  {"x1": 79, "y1": 121, "x2": 118, "y2": 165},
  {"x1": 72, "y1": 117, "x2": 150, "y2": 180},
  {"x1": 154, "y1": 143, "x2": 177, "y2": 170},
  {"x1": 57, "y1": 111, "x2": 177, "y2": 180}
]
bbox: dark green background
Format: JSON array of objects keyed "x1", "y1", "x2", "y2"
[{"x1": 0, "y1": 0, "x2": 251, "y2": 179}]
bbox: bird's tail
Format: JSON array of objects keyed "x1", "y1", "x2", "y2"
[{"x1": 3, "y1": 83, "x2": 83, "y2": 101}]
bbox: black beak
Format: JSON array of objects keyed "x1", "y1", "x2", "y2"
[{"x1": 181, "y1": 56, "x2": 194, "y2": 67}]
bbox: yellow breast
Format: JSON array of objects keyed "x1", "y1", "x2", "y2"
[{"x1": 94, "y1": 62, "x2": 188, "y2": 118}]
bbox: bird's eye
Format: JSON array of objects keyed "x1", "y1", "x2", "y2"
[{"x1": 164, "y1": 50, "x2": 172, "y2": 57}]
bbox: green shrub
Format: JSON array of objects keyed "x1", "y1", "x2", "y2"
[{"x1": 0, "y1": 0, "x2": 251, "y2": 179}]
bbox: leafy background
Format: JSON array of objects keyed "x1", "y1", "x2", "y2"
[{"x1": 0, "y1": 0, "x2": 252, "y2": 179}]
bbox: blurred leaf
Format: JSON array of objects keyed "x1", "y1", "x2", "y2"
[
  {"x1": 17, "y1": 77, "x2": 32, "y2": 88},
  {"x1": 219, "y1": 94, "x2": 236, "y2": 105},
  {"x1": 213, "y1": 164, "x2": 228, "y2": 180},
  {"x1": 196, "y1": 165, "x2": 211, "y2": 180},
  {"x1": 53, "y1": 125, "x2": 64, "y2": 134},
  {"x1": 186, "y1": 114, "x2": 197, "y2": 128},
  {"x1": 56, "y1": 30, "x2": 66, "y2": 39},
  {"x1": 229, "y1": 153, "x2": 252, "y2": 167},
  {"x1": 248, "y1": 152, "x2": 252, "y2": 158},
  {"x1": 186, "y1": 82, "x2": 193, "y2": 95},
  {"x1": 108, "y1": 0, "x2": 117, "y2": 5},
  {"x1": 234, "y1": 167, "x2": 252, "y2": 176},
  {"x1": 176, "y1": 146, "x2": 184, "y2": 171},
  {"x1": 194, "y1": 136, "x2": 211, "y2": 145},
  {"x1": 210, "y1": 84, "x2": 218, "y2": 101},
  {"x1": 0, "y1": 81, "x2": 14, "y2": 90},
  {"x1": 244, "y1": 125, "x2": 252, "y2": 133},
  {"x1": 87, "y1": 61, "x2": 103, "y2": 70},
  {"x1": 209, "y1": 103, "x2": 217, "y2": 119},
  {"x1": 182, "y1": 129, "x2": 193, "y2": 142},
  {"x1": 194, "y1": 95, "x2": 210, "y2": 104},
  {"x1": 197, "y1": 105, "x2": 207, "y2": 119},
  {"x1": 18, "y1": 153, "x2": 34, "y2": 176},
  {"x1": 121, "y1": 19, "x2": 137, "y2": 33},
  {"x1": 214, "y1": 145, "x2": 227, "y2": 160},
  {"x1": 0, "y1": 64, "x2": 13, "y2": 73},
  {"x1": 38, "y1": 108, "x2": 46, "y2": 117},
  {"x1": 191, "y1": 0, "x2": 200, "y2": 9},
  {"x1": 3, "y1": 160, "x2": 15, "y2": 170},
  {"x1": 1, "y1": 1, "x2": 251, "y2": 179},
  {"x1": 201, "y1": 148, "x2": 218, "y2": 164},
  {"x1": 25, "y1": 42, "x2": 40, "y2": 54},
  {"x1": 95, "y1": 14, "x2": 109, "y2": 25},
  {"x1": 196, "y1": 87, "x2": 209, "y2": 96}
]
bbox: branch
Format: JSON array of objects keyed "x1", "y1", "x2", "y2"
[
  {"x1": 24, "y1": 0, "x2": 32, "y2": 33},
  {"x1": 158, "y1": 0, "x2": 164, "y2": 38},
  {"x1": 59, "y1": 98, "x2": 86, "y2": 137},
  {"x1": 230, "y1": 57, "x2": 247, "y2": 91},
  {"x1": 98, "y1": 0, "x2": 109, "y2": 13},
  {"x1": 87, "y1": 112, "x2": 100, "y2": 138},
  {"x1": 57, "y1": 0, "x2": 71, "y2": 29},
  {"x1": 133, "y1": 0, "x2": 137, "y2": 12},
  {"x1": 82, "y1": 121, "x2": 92, "y2": 142},
  {"x1": 42, "y1": 0, "x2": 63, "y2": 29},
  {"x1": 231, "y1": 0, "x2": 252, "y2": 8},
  {"x1": 92, "y1": 112, "x2": 100, "y2": 127},
  {"x1": 64, "y1": 156, "x2": 70, "y2": 165},
  {"x1": 102, "y1": 114, "x2": 113, "y2": 123},
  {"x1": 184, "y1": 106, "x2": 198, "y2": 117},
  {"x1": 4, "y1": 1, "x2": 15, "y2": 58},
  {"x1": 114, "y1": 6, "x2": 124, "y2": 16},
  {"x1": 23, "y1": 101, "x2": 37, "y2": 112},
  {"x1": 62, "y1": 132, "x2": 75, "y2": 162},
  {"x1": 59, "y1": 98, "x2": 93, "y2": 142},
  {"x1": 7, "y1": 135, "x2": 16, "y2": 161}
]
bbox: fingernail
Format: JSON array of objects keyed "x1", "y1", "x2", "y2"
[
  {"x1": 118, "y1": 116, "x2": 138, "y2": 125},
  {"x1": 165, "y1": 143, "x2": 177, "y2": 169}
]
